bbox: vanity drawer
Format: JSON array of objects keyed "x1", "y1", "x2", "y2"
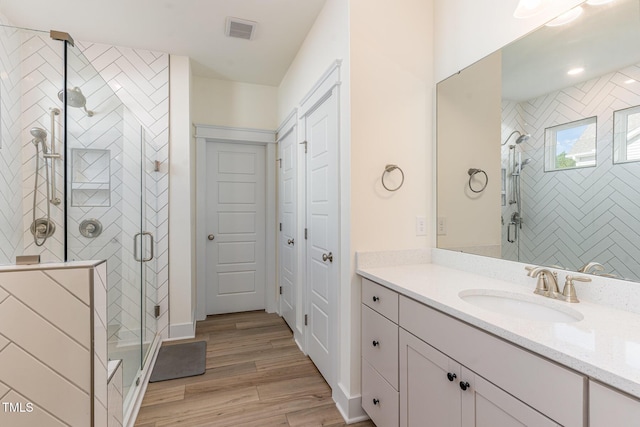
[
  {"x1": 362, "y1": 304, "x2": 399, "y2": 388},
  {"x1": 362, "y1": 278, "x2": 398, "y2": 322},
  {"x1": 362, "y1": 358, "x2": 399, "y2": 427},
  {"x1": 400, "y1": 296, "x2": 585, "y2": 427}
]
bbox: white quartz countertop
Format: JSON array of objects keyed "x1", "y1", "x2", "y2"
[{"x1": 357, "y1": 263, "x2": 640, "y2": 400}]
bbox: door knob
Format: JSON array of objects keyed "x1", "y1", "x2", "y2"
[
  {"x1": 322, "y1": 252, "x2": 333, "y2": 262},
  {"x1": 208, "y1": 234, "x2": 215, "y2": 241},
  {"x1": 288, "y1": 238, "x2": 295, "y2": 245}
]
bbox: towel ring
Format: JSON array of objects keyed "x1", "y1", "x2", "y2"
[
  {"x1": 468, "y1": 168, "x2": 488, "y2": 193},
  {"x1": 382, "y1": 164, "x2": 404, "y2": 192}
]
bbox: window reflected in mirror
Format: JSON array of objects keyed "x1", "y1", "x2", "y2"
[
  {"x1": 544, "y1": 117, "x2": 597, "y2": 171},
  {"x1": 613, "y1": 105, "x2": 640, "y2": 163}
]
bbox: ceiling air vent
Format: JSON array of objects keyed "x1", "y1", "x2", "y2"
[{"x1": 225, "y1": 17, "x2": 257, "y2": 40}]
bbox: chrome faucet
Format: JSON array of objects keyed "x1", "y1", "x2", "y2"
[{"x1": 525, "y1": 266, "x2": 591, "y2": 303}]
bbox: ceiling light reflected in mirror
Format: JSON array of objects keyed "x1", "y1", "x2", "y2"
[
  {"x1": 546, "y1": 6, "x2": 583, "y2": 26},
  {"x1": 513, "y1": 0, "x2": 548, "y2": 19}
]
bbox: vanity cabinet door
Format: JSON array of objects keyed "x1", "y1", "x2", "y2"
[
  {"x1": 400, "y1": 329, "x2": 461, "y2": 427},
  {"x1": 460, "y1": 367, "x2": 559, "y2": 427},
  {"x1": 590, "y1": 381, "x2": 640, "y2": 426}
]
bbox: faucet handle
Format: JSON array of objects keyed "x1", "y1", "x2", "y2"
[
  {"x1": 562, "y1": 275, "x2": 591, "y2": 303},
  {"x1": 524, "y1": 265, "x2": 536, "y2": 276}
]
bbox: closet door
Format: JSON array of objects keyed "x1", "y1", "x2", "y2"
[
  {"x1": 304, "y1": 89, "x2": 339, "y2": 384},
  {"x1": 278, "y1": 126, "x2": 297, "y2": 330},
  {"x1": 205, "y1": 142, "x2": 266, "y2": 314}
]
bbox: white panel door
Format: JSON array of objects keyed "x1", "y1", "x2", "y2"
[
  {"x1": 278, "y1": 128, "x2": 297, "y2": 330},
  {"x1": 305, "y1": 89, "x2": 339, "y2": 384},
  {"x1": 206, "y1": 142, "x2": 266, "y2": 314}
]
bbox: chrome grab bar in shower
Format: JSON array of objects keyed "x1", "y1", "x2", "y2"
[{"x1": 133, "y1": 232, "x2": 155, "y2": 262}]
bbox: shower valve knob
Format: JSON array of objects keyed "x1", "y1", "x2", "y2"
[{"x1": 208, "y1": 234, "x2": 215, "y2": 241}]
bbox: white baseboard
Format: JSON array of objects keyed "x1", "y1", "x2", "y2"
[
  {"x1": 334, "y1": 381, "x2": 369, "y2": 424},
  {"x1": 124, "y1": 334, "x2": 162, "y2": 427},
  {"x1": 168, "y1": 321, "x2": 196, "y2": 340}
]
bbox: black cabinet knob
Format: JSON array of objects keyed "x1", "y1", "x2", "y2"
[
  {"x1": 372, "y1": 340, "x2": 379, "y2": 347},
  {"x1": 372, "y1": 296, "x2": 379, "y2": 302},
  {"x1": 447, "y1": 372, "x2": 457, "y2": 382},
  {"x1": 459, "y1": 381, "x2": 470, "y2": 391},
  {"x1": 373, "y1": 398, "x2": 380, "y2": 405}
]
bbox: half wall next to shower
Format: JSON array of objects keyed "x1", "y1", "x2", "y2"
[{"x1": 0, "y1": 20, "x2": 170, "y2": 422}]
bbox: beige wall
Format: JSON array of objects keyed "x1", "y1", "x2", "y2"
[
  {"x1": 168, "y1": 55, "x2": 195, "y2": 337},
  {"x1": 348, "y1": 0, "x2": 434, "y2": 399},
  {"x1": 437, "y1": 51, "x2": 502, "y2": 251},
  {"x1": 192, "y1": 77, "x2": 278, "y2": 129}
]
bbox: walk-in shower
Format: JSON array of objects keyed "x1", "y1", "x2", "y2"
[{"x1": 0, "y1": 23, "x2": 158, "y2": 423}]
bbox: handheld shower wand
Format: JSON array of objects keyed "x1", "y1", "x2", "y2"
[{"x1": 30, "y1": 127, "x2": 56, "y2": 246}]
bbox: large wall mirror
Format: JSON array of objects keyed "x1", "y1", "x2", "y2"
[{"x1": 437, "y1": 0, "x2": 640, "y2": 282}]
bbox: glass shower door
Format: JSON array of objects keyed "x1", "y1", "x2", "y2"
[{"x1": 65, "y1": 41, "x2": 146, "y2": 415}]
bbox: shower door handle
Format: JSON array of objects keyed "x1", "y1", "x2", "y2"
[
  {"x1": 133, "y1": 233, "x2": 143, "y2": 262},
  {"x1": 507, "y1": 222, "x2": 516, "y2": 243},
  {"x1": 142, "y1": 232, "x2": 154, "y2": 262}
]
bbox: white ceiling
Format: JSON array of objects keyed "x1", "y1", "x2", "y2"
[{"x1": 0, "y1": 0, "x2": 327, "y2": 86}]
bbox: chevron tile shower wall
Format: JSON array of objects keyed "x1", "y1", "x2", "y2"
[
  {"x1": 502, "y1": 63, "x2": 640, "y2": 281},
  {"x1": 77, "y1": 42, "x2": 170, "y2": 340}
]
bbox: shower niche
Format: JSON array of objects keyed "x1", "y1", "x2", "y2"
[{"x1": 70, "y1": 148, "x2": 111, "y2": 207}]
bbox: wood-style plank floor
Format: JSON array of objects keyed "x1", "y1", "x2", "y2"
[{"x1": 134, "y1": 311, "x2": 375, "y2": 427}]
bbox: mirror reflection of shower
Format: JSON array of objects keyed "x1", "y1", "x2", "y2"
[
  {"x1": 58, "y1": 86, "x2": 94, "y2": 117},
  {"x1": 30, "y1": 127, "x2": 56, "y2": 246},
  {"x1": 504, "y1": 131, "x2": 532, "y2": 244}
]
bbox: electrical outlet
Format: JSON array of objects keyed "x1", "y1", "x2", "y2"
[
  {"x1": 416, "y1": 216, "x2": 427, "y2": 236},
  {"x1": 437, "y1": 217, "x2": 447, "y2": 235}
]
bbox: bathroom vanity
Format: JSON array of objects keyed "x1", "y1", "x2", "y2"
[{"x1": 358, "y1": 262, "x2": 640, "y2": 427}]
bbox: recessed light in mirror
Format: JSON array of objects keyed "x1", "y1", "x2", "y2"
[
  {"x1": 513, "y1": 0, "x2": 547, "y2": 18},
  {"x1": 625, "y1": 79, "x2": 637, "y2": 84},
  {"x1": 546, "y1": 6, "x2": 583, "y2": 26},
  {"x1": 567, "y1": 67, "x2": 585, "y2": 75}
]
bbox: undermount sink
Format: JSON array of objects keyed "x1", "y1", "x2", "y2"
[{"x1": 458, "y1": 289, "x2": 584, "y2": 323}]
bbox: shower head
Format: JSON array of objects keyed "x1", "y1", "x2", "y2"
[
  {"x1": 30, "y1": 127, "x2": 49, "y2": 152},
  {"x1": 58, "y1": 87, "x2": 94, "y2": 117},
  {"x1": 501, "y1": 130, "x2": 531, "y2": 146},
  {"x1": 30, "y1": 127, "x2": 47, "y2": 142}
]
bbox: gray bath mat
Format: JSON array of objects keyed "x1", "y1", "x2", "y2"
[{"x1": 149, "y1": 341, "x2": 206, "y2": 382}]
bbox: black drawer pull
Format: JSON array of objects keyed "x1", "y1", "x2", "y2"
[
  {"x1": 372, "y1": 340, "x2": 379, "y2": 347},
  {"x1": 460, "y1": 381, "x2": 470, "y2": 391},
  {"x1": 372, "y1": 296, "x2": 379, "y2": 302},
  {"x1": 447, "y1": 372, "x2": 456, "y2": 382},
  {"x1": 373, "y1": 398, "x2": 380, "y2": 405}
]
